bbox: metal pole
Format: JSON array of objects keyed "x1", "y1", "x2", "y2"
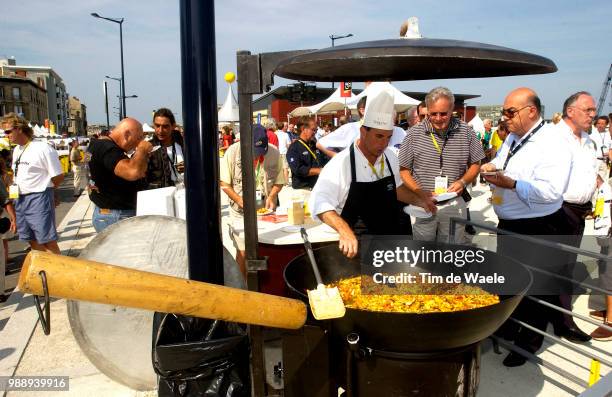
[
  {"x1": 103, "y1": 81, "x2": 110, "y2": 131},
  {"x1": 331, "y1": 37, "x2": 335, "y2": 90},
  {"x1": 118, "y1": 80, "x2": 123, "y2": 121},
  {"x1": 179, "y1": 0, "x2": 224, "y2": 284},
  {"x1": 119, "y1": 20, "x2": 126, "y2": 118}
]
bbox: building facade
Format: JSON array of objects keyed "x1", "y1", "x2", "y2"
[
  {"x1": 0, "y1": 58, "x2": 69, "y2": 133},
  {"x1": 0, "y1": 76, "x2": 48, "y2": 125},
  {"x1": 68, "y1": 96, "x2": 87, "y2": 136}
]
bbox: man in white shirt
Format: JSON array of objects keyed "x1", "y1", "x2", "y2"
[
  {"x1": 317, "y1": 95, "x2": 406, "y2": 157},
  {"x1": 275, "y1": 122, "x2": 291, "y2": 185},
  {"x1": 309, "y1": 86, "x2": 433, "y2": 258},
  {"x1": 1, "y1": 113, "x2": 64, "y2": 255},
  {"x1": 481, "y1": 87, "x2": 577, "y2": 367}
]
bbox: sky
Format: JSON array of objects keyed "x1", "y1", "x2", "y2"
[{"x1": 3, "y1": 0, "x2": 611, "y2": 125}]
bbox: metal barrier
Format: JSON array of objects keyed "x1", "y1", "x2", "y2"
[{"x1": 448, "y1": 217, "x2": 612, "y2": 393}]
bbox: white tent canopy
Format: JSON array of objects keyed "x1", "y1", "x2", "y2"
[
  {"x1": 288, "y1": 86, "x2": 356, "y2": 117},
  {"x1": 218, "y1": 84, "x2": 239, "y2": 122},
  {"x1": 347, "y1": 82, "x2": 419, "y2": 113},
  {"x1": 468, "y1": 113, "x2": 485, "y2": 133},
  {"x1": 143, "y1": 123, "x2": 155, "y2": 133}
]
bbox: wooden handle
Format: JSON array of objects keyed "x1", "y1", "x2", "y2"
[{"x1": 18, "y1": 251, "x2": 307, "y2": 330}]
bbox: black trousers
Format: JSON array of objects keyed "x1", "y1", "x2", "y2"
[{"x1": 497, "y1": 208, "x2": 572, "y2": 353}]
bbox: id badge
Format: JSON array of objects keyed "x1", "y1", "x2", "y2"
[
  {"x1": 491, "y1": 187, "x2": 504, "y2": 205},
  {"x1": 434, "y1": 176, "x2": 448, "y2": 194},
  {"x1": 8, "y1": 184, "x2": 19, "y2": 199},
  {"x1": 255, "y1": 190, "x2": 263, "y2": 201}
]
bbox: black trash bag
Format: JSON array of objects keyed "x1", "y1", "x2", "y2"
[{"x1": 153, "y1": 313, "x2": 250, "y2": 397}]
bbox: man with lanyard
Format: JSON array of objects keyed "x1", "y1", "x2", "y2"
[
  {"x1": 481, "y1": 87, "x2": 575, "y2": 367},
  {"x1": 309, "y1": 86, "x2": 434, "y2": 258},
  {"x1": 398, "y1": 87, "x2": 484, "y2": 243},
  {"x1": 590, "y1": 115, "x2": 612, "y2": 176},
  {"x1": 220, "y1": 124, "x2": 285, "y2": 275},
  {"x1": 286, "y1": 117, "x2": 323, "y2": 191},
  {"x1": 146, "y1": 108, "x2": 185, "y2": 189},
  {"x1": 1, "y1": 113, "x2": 64, "y2": 254}
]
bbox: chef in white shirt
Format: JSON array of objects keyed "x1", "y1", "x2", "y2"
[{"x1": 309, "y1": 86, "x2": 433, "y2": 258}]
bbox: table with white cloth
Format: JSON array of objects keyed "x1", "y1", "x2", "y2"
[{"x1": 229, "y1": 213, "x2": 339, "y2": 296}]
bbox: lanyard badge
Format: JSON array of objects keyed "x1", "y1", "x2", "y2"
[
  {"x1": 9, "y1": 184, "x2": 19, "y2": 199},
  {"x1": 434, "y1": 175, "x2": 448, "y2": 194}
]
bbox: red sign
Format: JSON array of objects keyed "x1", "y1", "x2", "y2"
[{"x1": 340, "y1": 82, "x2": 352, "y2": 97}]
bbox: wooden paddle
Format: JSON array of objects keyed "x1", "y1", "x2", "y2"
[{"x1": 18, "y1": 251, "x2": 307, "y2": 330}]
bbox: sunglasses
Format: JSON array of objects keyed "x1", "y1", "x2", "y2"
[
  {"x1": 501, "y1": 105, "x2": 531, "y2": 118},
  {"x1": 3, "y1": 128, "x2": 15, "y2": 135}
]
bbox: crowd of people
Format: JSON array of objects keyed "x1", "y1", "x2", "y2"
[{"x1": 1, "y1": 83, "x2": 611, "y2": 369}]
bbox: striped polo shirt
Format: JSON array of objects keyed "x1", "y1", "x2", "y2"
[{"x1": 398, "y1": 118, "x2": 485, "y2": 192}]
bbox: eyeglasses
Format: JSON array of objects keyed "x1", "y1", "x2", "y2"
[
  {"x1": 3, "y1": 128, "x2": 15, "y2": 135},
  {"x1": 501, "y1": 105, "x2": 532, "y2": 118},
  {"x1": 570, "y1": 106, "x2": 597, "y2": 115},
  {"x1": 428, "y1": 112, "x2": 450, "y2": 118}
]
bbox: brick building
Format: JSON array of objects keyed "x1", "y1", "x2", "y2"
[{"x1": 0, "y1": 76, "x2": 48, "y2": 125}]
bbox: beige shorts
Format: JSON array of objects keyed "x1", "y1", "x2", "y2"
[
  {"x1": 228, "y1": 212, "x2": 245, "y2": 252},
  {"x1": 280, "y1": 154, "x2": 288, "y2": 170}
]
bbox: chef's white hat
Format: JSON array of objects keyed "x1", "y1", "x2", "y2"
[{"x1": 362, "y1": 85, "x2": 394, "y2": 131}]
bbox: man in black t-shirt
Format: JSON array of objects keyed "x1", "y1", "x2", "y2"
[
  {"x1": 87, "y1": 118, "x2": 152, "y2": 232},
  {"x1": 287, "y1": 118, "x2": 324, "y2": 190}
]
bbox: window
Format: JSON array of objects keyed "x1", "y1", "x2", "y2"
[
  {"x1": 12, "y1": 87, "x2": 20, "y2": 100},
  {"x1": 0, "y1": 104, "x2": 5, "y2": 117},
  {"x1": 14, "y1": 105, "x2": 23, "y2": 116},
  {"x1": 0, "y1": 87, "x2": 3, "y2": 99}
]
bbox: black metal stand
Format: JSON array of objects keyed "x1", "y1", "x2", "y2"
[{"x1": 179, "y1": 0, "x2": 223, "y2": 284}]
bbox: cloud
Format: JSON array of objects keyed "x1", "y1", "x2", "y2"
[{"x1": 2, "y1": 0, "x2": 612, "y2": 124}]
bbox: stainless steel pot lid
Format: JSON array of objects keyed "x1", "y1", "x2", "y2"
[{"x1": 274, "y1": 38, "x2": 557, "y2": 82}]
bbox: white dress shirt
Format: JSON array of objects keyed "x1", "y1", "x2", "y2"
[
  {"x1": 309, "y1": 143, "x2": 402, "y2": 218},
  {"x1": 318, "y1": 121, "x2": 406, "y2": 154},
  {"x1": 557, "y1": 119, "x2": 598, "y2": 204},
  {"x1": 490, "y1": 118, "x2": 571, "y2": 219}
]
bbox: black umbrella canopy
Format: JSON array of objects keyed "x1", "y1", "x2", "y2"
[{"x1": 274, "y1": 38, "x2": 557, "y2": 82}]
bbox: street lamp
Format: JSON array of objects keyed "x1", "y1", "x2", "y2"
[
  {"x1": 329, "y1": 33, "x2": 353, "y2": 89},
  {"x1": 92, "y1": 12, "x2": 127, "y2": 118},
  {"x1": 105, "y1": 75, "x2": 122, "y2": 120}
]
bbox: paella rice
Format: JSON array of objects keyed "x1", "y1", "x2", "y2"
[{"x1": 329, "y1": 275, "x2": 500, "y2": 313}]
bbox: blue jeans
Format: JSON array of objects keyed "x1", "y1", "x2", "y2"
[{"x1": 92, "y1": 206, "x2": 136, "y2": 233}]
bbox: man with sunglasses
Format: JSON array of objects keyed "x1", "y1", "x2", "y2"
[
  {"x1": 481, "y1": 87, "x2": 578, "y2": 366},
  {"x1": 399, "y1": 87, "x2": 485, "y2": 243},
  {"x1": 0, "y1": 113, "x2": 64, "y2": 255}
]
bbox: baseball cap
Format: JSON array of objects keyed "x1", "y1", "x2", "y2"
[{"x1": 253, "y1": 124, "x2": 268, "y2": 157}]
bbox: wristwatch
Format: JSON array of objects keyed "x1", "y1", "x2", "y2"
[{"x1": 459, "y1": 178, "x2": 467, "y2": 187}]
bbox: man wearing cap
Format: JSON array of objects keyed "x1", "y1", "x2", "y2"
[
  {"x1": 309, "y1": 87, "x2": 434, "y2": 258},
  {"x1": 220, "y1": 125, "x2": 285, "y2": 275},
  {"x1": 399, "y1": 87, "x2": 485, "y2": 243},
  {"x1": 1, "y1": 113, "x2": 64, "y2": 254}
]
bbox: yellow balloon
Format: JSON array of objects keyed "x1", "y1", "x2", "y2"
[{"x1": 224, "y1": 72, "x2": 236, "y2": 83}]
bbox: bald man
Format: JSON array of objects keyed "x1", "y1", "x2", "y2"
[
  {"x1": 481, "y1": 87, "x2": 578, "y2": 367},
  {"x1": 87, "y1": 118, "x2": 152, "y2": 232}
]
